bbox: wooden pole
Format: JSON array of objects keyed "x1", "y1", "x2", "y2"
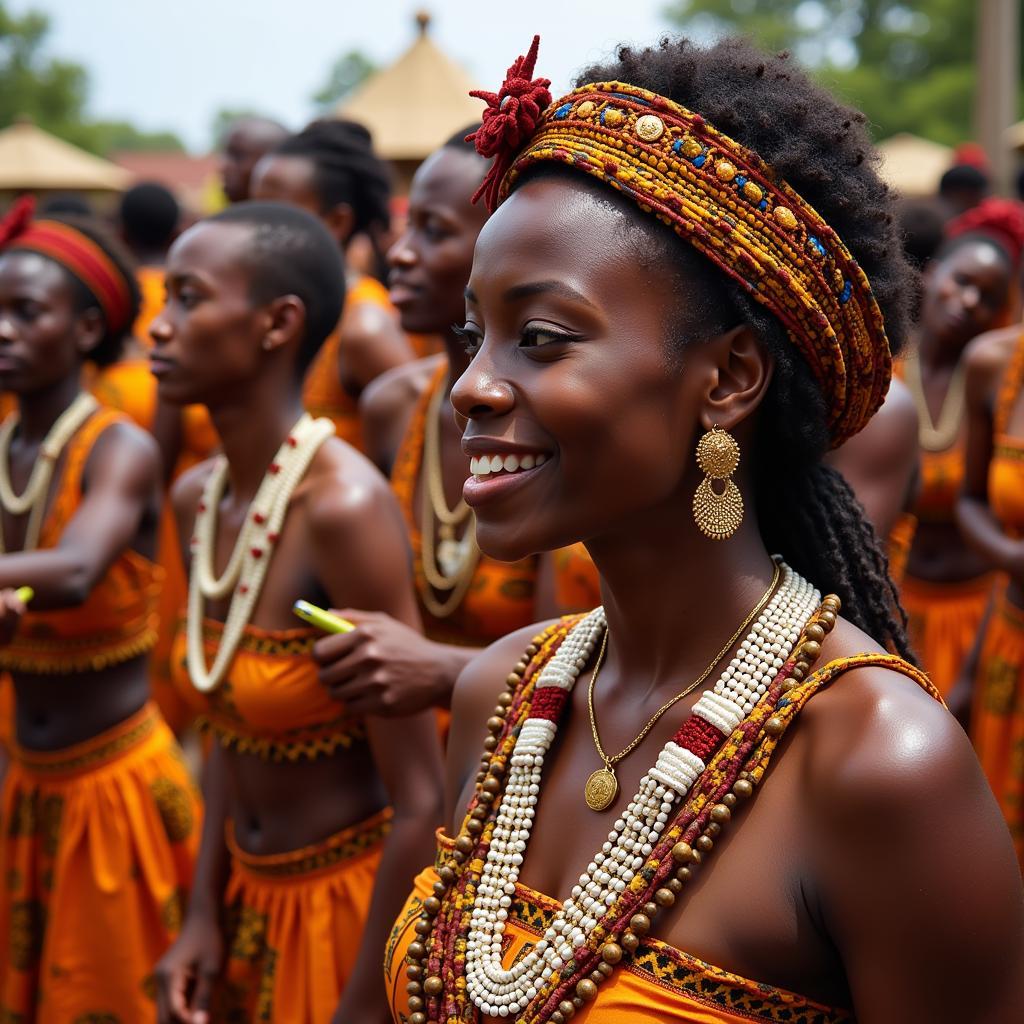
[{"x1": 975, "y1": 0, "x2": 1020, "y2": 193}]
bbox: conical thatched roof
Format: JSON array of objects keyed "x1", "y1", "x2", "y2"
[
  {"x1": 876, "y1": 133, "x2": 954, "y2": 197},
  {"x1": 337, "y1": 11, "x2": 481, "y2": 161},
  {"x1": 0, "y1": 119, "x2": 130, "y2": 191}
]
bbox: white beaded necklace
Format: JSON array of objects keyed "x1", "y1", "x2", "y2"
[
  {"x1": 464, "y1": 562, "x2": 820, "y2": 1017},
  {"x1": 0, "y1": 392, "x2": 99, "y2": 553},
  {"x1": 186, "y1": 413, "x2": 335, "y2": 693}
]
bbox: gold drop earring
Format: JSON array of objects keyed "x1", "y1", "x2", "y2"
[{"x1": 692, "y1": 425, "x2": 743, "y2": 540}]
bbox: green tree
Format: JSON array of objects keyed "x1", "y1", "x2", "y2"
[
  {"x1": 0, "y1": 2, "x2": 183, "y2": 155},
  {"x1": 663, "y1": 0, "x2": 1001, "y2": 144},
  {"x1": 312, "y1": 49, "x2": 377, "y2": 112}
]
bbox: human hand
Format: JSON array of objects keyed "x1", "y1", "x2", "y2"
[
  {"x1": 154, "y1": 914, "x2": 223, "y2": 1024},
  {"x1": 312, "y1": 609, "x2": 458, "y2": 716}
]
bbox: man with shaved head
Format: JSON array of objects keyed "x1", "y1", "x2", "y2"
[{"x1": 219, "y1": 116, "x2": 289, "y2": 204}]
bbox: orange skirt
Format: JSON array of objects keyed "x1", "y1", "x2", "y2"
[
  {"x1": 973, "y1": 585, "x2": 1024, "y2": 867},
  {"x1": 0, "y1": 702, "x2": 200, "y2": 1022},
  {"x1": 900, "y1": 572, "x2": 995, "y2": 698},
  {"x1": 214, "y1": 808, "x2": 391, "y2": 1023}
]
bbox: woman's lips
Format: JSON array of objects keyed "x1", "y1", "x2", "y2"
[
  {"x1": 388, "y1": 282, "x2": 423, "y2": 307},
  {"x1": 148, "y1": 355, "x2": 175, "y2": 378},
  {"x1": 462, "y1": 452, "x2": 551, "y2": 508}
]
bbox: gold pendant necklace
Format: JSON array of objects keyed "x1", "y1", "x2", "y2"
[{"x1": 585, "y1": 562, "x2": 781, "y2": 811}]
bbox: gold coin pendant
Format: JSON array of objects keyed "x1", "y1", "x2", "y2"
[{"x1": 584, "y1": 767, "x2": 619, "y2": 811}]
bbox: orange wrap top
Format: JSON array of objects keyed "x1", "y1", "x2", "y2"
[
  {"x1": 989, "y1": 334, "x2": 1024, "y2": 535},
  {"x1": 169, "y1": 618, "x2": 365, "y2": 761},
  {"x1": 302, "y1": 274, "x2": 395, "y2": 452},
  {"x1": 0, "y1": 408, "x2": 162, "y2": 673}
]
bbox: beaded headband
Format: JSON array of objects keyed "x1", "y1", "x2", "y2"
[
  {"x1": 468, "y1": 38, "x2": 892, "y2": 447},
  {"x1": 0, "y1": 196, "x2": 133, "y2": 335}
]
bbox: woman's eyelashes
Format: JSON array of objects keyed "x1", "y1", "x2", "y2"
[
  {"x1": 519, "y1": 324, "x2": 576, "y2": 348},
  {"x1": 451, "y1": 322, "x2": 482, "y2": 355}
]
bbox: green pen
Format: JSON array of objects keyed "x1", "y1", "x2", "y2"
[
  {"x1": 14, "y1": 586, "x2": 33, "y2": 605},
  {"x1": 292, "y1": 599, "x2": 355, "y2": 634}
]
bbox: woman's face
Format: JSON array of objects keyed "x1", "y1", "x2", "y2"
[
  {"x1": 451, "y1": 177, "x2": 708, "y2": 562},
  {"x1": 387, "y1": 147, "x2": 488, "y2": 335},
  {"x1": 149, "y1": 221, "x2": 268, "y2": 407},
  {"x1": 0, "y1": 251, "x2": 89, "y2": 395},
  {"x1": 920, "y1": 240, "x2": 1011, "y2": 350}
]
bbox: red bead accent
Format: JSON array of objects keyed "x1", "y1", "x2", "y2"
[
  {"x1": 238, "y1": 584, "x2": 249, "y2": 595},
  {"x1": 674, "y1": 714, "x2": 725, "y2": 761},
  {"x1": 529, "y1": 686, "x2": 568, "y2": 723},
  {"x1": 250, "y1": 547, "x2": 263, "y2": 559},
  {"x1": 253, "y1": 512, "x2": 266, "y2": 525},
  {"x1": 189, "y1": 536, "x2": 197, "y2": 547},
  {"x1": 269, "y1": 463, "x2": 281, "y2": 474},
  {"x1": 286, "y1": 436, "x2": 297, "y2": 447},
  {"x1": 197, "y1": 502, "x2": 206, "y2": 513},
  {"x1": 267, "y1": 532, "x2": 279, "y2": 544}
]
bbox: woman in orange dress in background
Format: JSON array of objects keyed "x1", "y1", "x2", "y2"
[
  {"x1": 0, "y1": 200, "x2": 199, "y2": 1022},
  {"x1": 958, "y1": 319, "x2": 1024, "y2": 866},
  {"x1": 251, "y1": 119, "x2": 415, "y2": 451},
  {"x1": 314, "y1": 129, "x2": 599, "y2": 723},
  {"x1": 386, "y1": 35, "x2": 1023, "y2": 1024},
  {"x1": 899, "y1": 201, "x2": 1024, "y2": 696}
]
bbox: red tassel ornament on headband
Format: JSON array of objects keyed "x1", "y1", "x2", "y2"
[
  {"x1": 467, "y1": 35, "x2": 552, "y2": 210},
  {"x1": 0, "y1": 195, "x2": 36, "y2": 247}
]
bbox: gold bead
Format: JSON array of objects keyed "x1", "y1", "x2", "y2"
[
  {"x1": 643, "y1": 901, "x2": 658, "y2": 917},
  {"x1": 654, "y1": 887, "x2": 676, "y2": 907},
  {"x1": 629, "y1": 913, "x2": 651, "y2": 935},
  {"x1": 765, "y1": 716, "x2": 785, "y2": 737},
  {"x1": 705, "y1": 822, "x2": 722, "y2": 838},
  {"x1": 466, "y1": 819, "x2": 482, "y2": 835},
  {"x1": 667, "y1": 877, "x2": 684, "y2": 894},
  {"x1": 690, "y1": 849, "x2": 702, "y2": 865},
  {"x1": 635, "y1": 114, "x2": 665, "y2": 142},
  {"x1": 696, "y1": 427, "x2": 740, "y2": 477},
  {"x1": 682, "y1": 136, "x2": 702, "y2": 158},
  {"x1": 455, "y1": 836, "x2": 474, "y2": 855},
  {"x1": 483, "y1": 736, "x2": 497, "y2": 751},
  {"x1": 733, "y1": 778, "x2": 754, "y2": 799},
  {"x1": 408, "y1": 996, "x2": 424, "y2": 1012},
  {"x1": 818, "y1": 609, "x2": 837, "y2": 629},
  {"x1": 671, "y1": 842, "x2": 693, "y2": 864},
  {"x1": 414, "y1": 919, "x2": 431, "y2": 935},
  {"x1": 423, "y1": 976, "x2": 443, "y2": 997},
  {"x1": 559, "y1": 999, "x2": 576, "y2": 1018},
  {"x1": 716, "y1": 159, "x2": 737, "y2": 181},
  {"x1": 407, "y1": 941, "x2": 425, "y2": 960},
  {"x1": 621, "y1": 931, "x2": 640, "y2": 953},
  {"x1": 696, "y1": 835, "x2": 714, "y2": 853},
  {"x1": 552, "y1": 1013, "x2": 566, "y2": 1024},
  {"x1": 577, "y1": 100, "x2": 596, "y2": 118},
  {"x1": 423, "y1": 896, "x2": 441, "y2": 916},
  {"x1": 774, "y1": 206, "x2": 798, "y2": 229},
  {"x1": 506, "y1": 673, "x2": 521, "y2": 688},
  {"x1": 603, "y1": 108, "x2": 625, "y2": 128},
  {"x1": 482, "y1": 775, "x2": 501, "y2": 794},
  {"x1": 432, "y1": 881, "x2": 446, "y2": 898},
  {"x1": 743, "y1": 180, "x2": 763, "y2": 201},
  {"x1": 409, "y1": 1013, "x2": 427, "y2": 1024},
  {"x1": 576, "y1": 979, "x2": 598, "y2": 1001},
  {"x1": 486, "y1": 716, "x2": 504, "y2": 734},
  {"x1": 710, "y1": 803, "x2": 732, "y2": 824},
  {"x1": 497, "y1": 690, "x2": 513, "y2": 706},
  {"x1": 822, "y1": 594, "x2": 841, "y2": 611},
  {"x1": 438, "y1": 865, "x2": 455, "y2": 884},
  {"x1": 597, "y1": 961, "x2": 615, "y2": 977},
  {"x1": 675, "y1": 866, "x2": 692, "y2": 882},
  {"x1": 406, "y1": 964, "x2": 423, "y2": 980},
  {"x1": 602, "y1": 942, "x2": 623, "y2": 964},
  {"x1": 800, "y1": 640, "x2": 822, "y2": 660},
  {"x1": 805, "y1": 623, "x2": 825, "y2": 643},
  {"x1": 589, "y1": 970, "x2": 604, "y2": 984},
  {"x1": 722, "y1": 792, "x2": 738, "y2": 808}
]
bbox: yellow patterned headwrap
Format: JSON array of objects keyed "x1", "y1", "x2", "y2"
[{"x1": 474, "y1": 65, "x2": 892, "y2": 447}]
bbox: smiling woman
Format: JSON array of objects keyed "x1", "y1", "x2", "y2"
[{"x1": 385, "y1": 35, "x2": 1024, "y2": 1024}]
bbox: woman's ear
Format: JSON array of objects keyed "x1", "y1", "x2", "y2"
[
  {"x1": 73, "y1": 307, "x2": 106, "y2": 359},
  {"x1": 260, "y1": 295, "x2": 306, "y2": 355},
  {"x1": 698, "y1": 323, "x2": 774, "y2": 432}
]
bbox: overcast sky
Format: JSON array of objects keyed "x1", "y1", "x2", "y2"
[{"x1": 12, "y1": 0, "x2": 675, "y2": 152}]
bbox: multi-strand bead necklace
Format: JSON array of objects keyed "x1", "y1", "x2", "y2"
[
  {"x1": 406, "y1": 560, "x2": 839, "y2": 1024},
  {"x1": 187, "y1": 412, "x2": 334, "y2": 692}
]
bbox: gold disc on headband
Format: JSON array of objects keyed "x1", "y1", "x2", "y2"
[{"x1": 585, "y1": 767, "x2": 619, "y2": 811}]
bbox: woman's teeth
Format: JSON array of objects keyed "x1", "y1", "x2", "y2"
[{"x1": 469, "y1": 453, "x2": 548, "y2": 478}]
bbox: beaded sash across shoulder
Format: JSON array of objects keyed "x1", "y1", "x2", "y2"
[{"x1": 404, "y1": 562, "x2": 934, "y2": 1024}]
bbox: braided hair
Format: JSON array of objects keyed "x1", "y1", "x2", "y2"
[
  {"x1": 273, "y1": 118, "x2": 392, "y2": 275},
  {"x1": 568, "y1": 37, "x2": 916, "y2": 659}
]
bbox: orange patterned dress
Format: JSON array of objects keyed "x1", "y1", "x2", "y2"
[
  {"x1": 0, "y1": 409, "x2": 199, "y2": 1024},
  {"x1": 972, "y1": 335, "x2": 1024, "y2": 865},
  {"x1": 168, "y1": 619, "x2": 389, "y2": 1021}
]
